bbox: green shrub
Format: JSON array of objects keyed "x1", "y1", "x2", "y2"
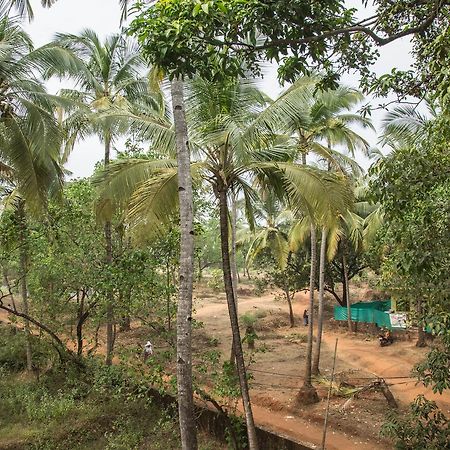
[
  {"x1": 207, "y1": 268, "x2": 223, "y2": 290},
  {"x1": 240, "y1": 313, "x2": 259, "y2": 349},
  {"x1": 381, "y1": 395, "x2": 449, "y2": 449},
  {"x1": 0, "y1": 326, "x2": 54, "y2": 371},
  {"x1": 105, "y1": 417, "x2": 144, "y2": 450},
  {"x1": 27, "y1": 390, "x2": 77, "y2": 422},
  {"x1": 253, "y1": 277, "x2": 268, "y2": 295},
  {"x1": 240, "y1": 313, "x2": 258, "y2": 328}
]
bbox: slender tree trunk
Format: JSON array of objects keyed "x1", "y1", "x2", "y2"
[
  {"x1": 17, "y1": 200, "x2": 32, "y2": 372},
  {"x1": 286, "y1": 288, "x2": 295, "y2": 328},
  {"x1": 76, "y1": 291, "x2": 90, "y2": 356},
  {"x1": 166, "y1": 260, "x2": 172, "y2": 332},
  {"x1": 171, "y1": 79, "x2": 198, "y2": 450},
  {"x1": 342, "y1": 250, "x2": 352, "y2": 332},
  {"x1": 117, "y1": 226, "x2": 131, "y2": 332},
  {"x1": 285, "y1": 252, "x2": 294, "y2": 327},
  {"x1": 297, "y1": 224, "x2": 319, "y2": 404},
  {"x1": 416, "y1": 299, "x2": 426, "y2": 347},
  {"x1": 312, "y1": 227, "x2": 327, "y2": 376},
  {"x1": 230, "y1": 192, "x2": 239, "y2": 314},
  {"x1": 2, "y1": 267, "x2": 17, "y2": 311},
  {"x1": 218, "y1": 188, "x2": 258, "y2": 450},
  {"x1": 229, "y1": 193, "x2": 239, "y2": 363},
  {"x1": 197, "y1": 256, "x2": 202, "y2": 281},
  {"x1": 104, "y1": 133, "x2": 115, "y2": 365}
]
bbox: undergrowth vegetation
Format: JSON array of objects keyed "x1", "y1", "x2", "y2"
[{"x1": 0, "y1": 326, "x2": 222, "y2": 450}]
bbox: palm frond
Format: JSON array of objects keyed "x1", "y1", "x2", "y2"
[
  {"x1": 380, "y1": 104, "x2": 432, "y2": 148},
  {"x1": 288, "y1": 217, "x2": 311, "y2": 252},
  {"x1": 275, "y1": 162, "x2": 354, "y2": 223},
  {"x1": 93, "y1": 157, "x2": 177, "y2": 219},
  {"x1": 363, "y1": 207, "x2": 384, "y2": 248}
]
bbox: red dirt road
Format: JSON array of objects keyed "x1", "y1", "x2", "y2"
[{"x1": 194, "y1": 288, "x2": 450, "y2": 449}]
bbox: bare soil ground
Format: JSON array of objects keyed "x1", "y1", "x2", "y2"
[
  {"x1": 192, "y1": 283, "x2": 450, "y2": 450},
  {"x1": 2, "y1": 282, "x2": 449, "y2": 450}
]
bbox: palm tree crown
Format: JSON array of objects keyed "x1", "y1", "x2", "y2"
[{"x1": 0, "y1": 16, "x2": 62, "y2": 210}]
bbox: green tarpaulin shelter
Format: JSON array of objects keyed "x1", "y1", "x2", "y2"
[{"x1": 334, "y1": 300, "x2": 394, "y2": 329}]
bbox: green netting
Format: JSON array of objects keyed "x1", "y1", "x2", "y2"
[
  {"x1": 373, "y1": 309, "x2": 392, "y2": 328},
  {"x1": 334, "y1": 300, "x2": 393, "y2": 328}
]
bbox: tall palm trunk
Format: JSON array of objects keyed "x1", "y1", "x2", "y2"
[
  {"x1": 342, "y1": 249, "x2": 352, "y2": 332},
  {"x1": 218, "y1": 188, "x2": 258, "y2": 450},
  {"x1": 17, "y1": 200, "x2": 32, "y2": 371},
  {"x1": 285, "y1": 252, "x2": 294, "y2": 327},
  {"x1": 297, "y1": 224, "x2": 319, "y2": 404},
  {"x1": 171, "y1": 79, "x2": 198, "y2": 450},
  {"x1": 312, "y1": 227, "x2": 327, "y2": 375},
  {"x1": 229, "y1": 193, "x2": 239, "y2": 363},
  {"x1": 104, "y1": 133, "x2": 115, "y2": 365},
  {"x1": 230, "y1": 192, "x2": 238, "y2": 313}
]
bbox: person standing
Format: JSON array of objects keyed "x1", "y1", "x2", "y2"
[
  {"x1": 143, "y1": 341, "x2": 153, "y2": 361},
  {"x1": 303, "y1": 309, "x2": 309, "y2": 326}
]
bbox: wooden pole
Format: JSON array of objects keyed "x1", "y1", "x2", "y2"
[{"x1": 321, "y1": 338, "x2": 338, "y2": 450}]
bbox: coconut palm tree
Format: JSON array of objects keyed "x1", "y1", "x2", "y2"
[
  {"x1": 245, "y1": 193, "x2": 298, "y2": 325},
  {"x1": 0, "y1": 17, "x2": 63, "y2": 371},
  {"x1": 94, "y1": 76, "x2": 352, "y2": 449},
  {"x1": 36, "y1": 29, "x2": 163, "y2": 365},
  {"x1": 252, "y1": 77, "x2": 371, "y2": 401}
]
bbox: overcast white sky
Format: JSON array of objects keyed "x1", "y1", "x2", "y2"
[{"x1": 23, "y1": 0, "x2": 414, "y2": 178}]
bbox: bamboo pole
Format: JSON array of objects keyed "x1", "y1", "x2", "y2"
[{"x1": 321, "y1": 338, "x2": 338, "y2": 450}]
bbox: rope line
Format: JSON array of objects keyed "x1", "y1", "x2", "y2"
[{"x1": 248, "y1": 367, "x2": 415, "y2": 380}]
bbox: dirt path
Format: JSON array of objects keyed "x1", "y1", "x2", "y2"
[
  {"x1": 3, "y1": 286, "x2": 448, "y2": 449},
  {"x1": 194, "y1": 287, "x2": 450, "y2": 449}
]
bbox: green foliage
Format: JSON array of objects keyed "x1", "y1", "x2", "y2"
[
  {"x1": 216, "y1": 360, "x2": 241, "y2": 399},
  {"x1": 240, "y1": 313, "x2": 259, "y2": 348},
  {"x1": 206, "y1": 268, "x2": 224, "y2": 290},
  {"x1": 371, "y1": 116, "x2": 450, "y2": 307},
  {"x1": 0, "y1": 359, "x2": 226, "y2": 450},
  {"x1": 104, "y1": 417, "x2": 144, "y2": 450},
  {"x1": 0, "y1": 326, "x2": 54, "y2": 371},
  {"x1": 129, "y1": 0, "x2": 377, "y2": 83},
  {"x1": 268, "y1": 251, "x2": 310, "y2": 296},
  {"x1": 381, "y1": 395, "x2": 450, "y2": 450},
  {"x1": 374, "y1": 113, "x2": 450, "y2": 450},
  {"x1": 0, "y1": 178, "x2": 180, "y2": 358},
  {"x1": 414, "y1": 327, "x2": 450, "y2": 395},
  {"x1": 225, "y1": 415, "x2": 248, "y2": 450},
  {"x1": 240, "y1": 312, "x2": 258, "y2": 328},
  {"x1": 252, "y1": 276, "x2": 269, "y2": 296}
]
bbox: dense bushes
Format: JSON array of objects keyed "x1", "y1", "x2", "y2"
[
  {"x1": 0, "y1": 326, "x2": 54, "y2": 371},
  {"x1": 0, "y1": 352, "x2": 222, "y2": 449}
]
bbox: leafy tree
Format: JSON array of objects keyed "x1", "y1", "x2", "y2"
[
  {"x1": 95, "y1": 76, "x2": 351, "y2": 448},
  {"x1": 371, "y1": 113, "x2": 450, "y2": 446},
  {"x1": 129, "y1": 0, "x2": 448, "y2": 92},
  {"x1": 39, "y1": 29, "x2": 161, "y2": 365},
  {"x1": 0, "y1": 17, "x2": 64, "y2": 370},
  {"x1": 382, "y1": 395, "x2": 450, "y2": 450}
]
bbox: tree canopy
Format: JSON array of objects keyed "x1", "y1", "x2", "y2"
[{"x1": 129, "y1": 0, "x2": 450, "y2": 95}]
